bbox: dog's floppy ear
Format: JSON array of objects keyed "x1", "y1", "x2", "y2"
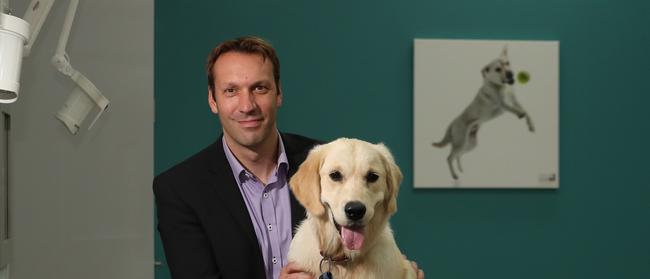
[
  {"x1": 290, "y1": 144, "x2": 327, "y2": 217},
  {"x1": 374, "y1": 143, "x2": 403, "y2": 215},
  {"x1": 482, "y1": 66, "x2": 489, "y2": 77}
]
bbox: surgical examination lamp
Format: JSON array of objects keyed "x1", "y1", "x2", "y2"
[{"x1": 0, "y1": 0, "x2": 109, "y2": 134}]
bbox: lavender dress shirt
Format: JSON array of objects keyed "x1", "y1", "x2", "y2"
[{"x1": 222, "y1": 134, "x2": 293, "y2": 279}]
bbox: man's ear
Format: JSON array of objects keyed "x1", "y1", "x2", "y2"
[
  {"x1": 374, "y1": 143, "x2": 402, "y2": 215},
  {"x1": 208, "y1": 89, "x2": 218, "y2": 114},
  {"x1": 290, "y1": 144, "x2": 326, "y2": 217},
  {"x1": 276, "y1": 81, "x2": 283, "y2": 107}
]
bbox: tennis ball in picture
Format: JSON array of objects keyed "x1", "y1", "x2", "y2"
[{"x1": 517, "y1": 71, "x2": 530, "y2": 84}]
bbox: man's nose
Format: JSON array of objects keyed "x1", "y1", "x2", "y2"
[{"x1": 238, "y1": 91, "x2": 257, "y2": 113}]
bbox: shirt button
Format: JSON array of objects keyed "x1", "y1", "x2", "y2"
[
  {"x1": 267, "y1": 224, "x2": 272, "y2": 231},
  {"x1": 263, "y1": 193, "x2": 269, "y2": 199},
  {"x1": 272, "y1": 257, "x2": 277, "y2": 264}
]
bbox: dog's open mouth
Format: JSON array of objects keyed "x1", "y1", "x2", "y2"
[{"x1": 333, "y1": 219, "x2": 365, "y2": 251}]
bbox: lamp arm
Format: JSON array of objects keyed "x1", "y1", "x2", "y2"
[
  {"x1": 22, "y1": 0, "x2": 55, "y2": 56},
  {"x1": 54, "y1": 0, "x2": 76, "y2": 56},
  {"x1": 51, "y1": 0, "x2": 109, "y2": 131}
]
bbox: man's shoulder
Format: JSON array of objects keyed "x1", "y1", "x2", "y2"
[
  {"x1": 280, "y1": 132, "x2": 323, "y2": 152},
  {"x1": 153, "y1": 142, "x2": 221, "y2": 189},
  {"x1": 280, "y1": 132, "x2": 323, "y2": 170}
]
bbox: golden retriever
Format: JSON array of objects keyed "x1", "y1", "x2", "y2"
[{"x1": 288, "y1": 138, "x2": 416, "y2": 279}]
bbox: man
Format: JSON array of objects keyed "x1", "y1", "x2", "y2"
[{"x1": 154, "y1": 36, "x2": 423, "y2": 279}]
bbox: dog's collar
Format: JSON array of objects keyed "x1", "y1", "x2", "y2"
[
  {"x1": 320, "y1": 250, "x2": 350, "y2": 263},
  {"x1": 319, "y1": 250, "x2": 350, "y2": 274}
]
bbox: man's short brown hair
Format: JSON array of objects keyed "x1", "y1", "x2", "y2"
[{"x1": 206, "y1": 36, "x2": 281, "y2": 95}]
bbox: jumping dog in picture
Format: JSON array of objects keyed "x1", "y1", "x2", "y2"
[{"x1": 433, "y1": 46, "x2": 535, "y2": 180}]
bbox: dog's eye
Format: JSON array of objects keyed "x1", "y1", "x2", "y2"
[
  {"x1": 365, "y1": 172, "x2": 379, "y2": 183},
  {"x1": 329, "y1": 171, "x2": 343, "y2": 182},
  {"x1": 495, "y1": 67, "x2": 501, "y2": 72}
]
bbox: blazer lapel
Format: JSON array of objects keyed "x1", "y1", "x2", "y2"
[
  {"x1": 202, "y1": 134, "x2": 313, "y2": 246},
  {"x1": 282, "y1": 133, "x2": 309, "y2": 234},
  {"x1": 205, "y1": 140, "x2": 260, "y2": 250}
]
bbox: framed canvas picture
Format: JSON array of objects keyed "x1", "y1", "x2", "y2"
[{"x1": 413, "y1": 39, "x2": 559, "y2": 188}]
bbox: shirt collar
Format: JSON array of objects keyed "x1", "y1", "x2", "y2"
[{"x1": 222, "y1": 132, "x2": 289, "y2": 185}]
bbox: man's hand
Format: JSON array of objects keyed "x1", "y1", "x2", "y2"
[{"x1": 279, "y1": 262, "x2": 315, "y2": 279}]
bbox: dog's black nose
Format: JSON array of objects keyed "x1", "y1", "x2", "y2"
[
  {"x1": 344, "y1": 201, "x2": 366, "y2": 221},
  {"x1": 505, "y1": 71, "x2": 515, "y2": 84}
]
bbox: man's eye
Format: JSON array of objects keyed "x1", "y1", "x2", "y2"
[
  {"x1": 329, "y1": 171, "x2": 343, "y2": 182},
  {"x1": 495, "y1": 67, "x2": 502, "y2": 72},
  {"x1": 253, "y1": 86, "x2": 268, "y2": 94},
  {"x1": 224, "y1": 88, "x2": 236, "y2": 94}
]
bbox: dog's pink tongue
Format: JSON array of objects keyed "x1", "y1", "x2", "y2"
[{"x1": 341, "y1": 226, "x2": 365, "y2": 250}]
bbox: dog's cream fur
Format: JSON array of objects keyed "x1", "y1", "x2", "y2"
[
  {"x1": 433, "y1": 46, "x2": 535, "y2": 180},
  {"x1": 288, "y1": 138, "x2": 415, "y2": 279}
]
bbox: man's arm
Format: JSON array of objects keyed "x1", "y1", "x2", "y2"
[{"x1": 154, "y1": 176, "x2": 221, "y2": 278}]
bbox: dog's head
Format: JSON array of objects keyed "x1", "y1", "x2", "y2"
[
  {"x1": 290, "y1": 138, "x2": 402, "y2": 252},
  {"x1": 482, "y1": 46, "x2": 515, "y2": 86}
]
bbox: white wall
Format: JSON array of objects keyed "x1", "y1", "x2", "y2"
[{"x1": 0, "y1": 0, "x2": 153, "y2": 278}]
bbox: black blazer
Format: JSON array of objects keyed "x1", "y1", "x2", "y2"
[{"x1": 154, "y1": 133, "x2": 320, "y2": 279}]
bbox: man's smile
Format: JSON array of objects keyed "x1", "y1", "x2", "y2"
[{"x1": 238, "y1": 118, "x2": 263, "y2": 128}]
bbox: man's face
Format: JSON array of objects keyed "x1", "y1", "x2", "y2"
[{"x1": 208, "y1": 52, "x2": 282, "y2": 150}]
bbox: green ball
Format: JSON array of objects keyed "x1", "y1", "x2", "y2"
[{"x1": 517, "y1": 71, "x2": 530, "y2": 84}]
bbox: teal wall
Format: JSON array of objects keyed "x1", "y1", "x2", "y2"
[{"x1": 154, "y1": 0, "x2": 650, "y2": 278}]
